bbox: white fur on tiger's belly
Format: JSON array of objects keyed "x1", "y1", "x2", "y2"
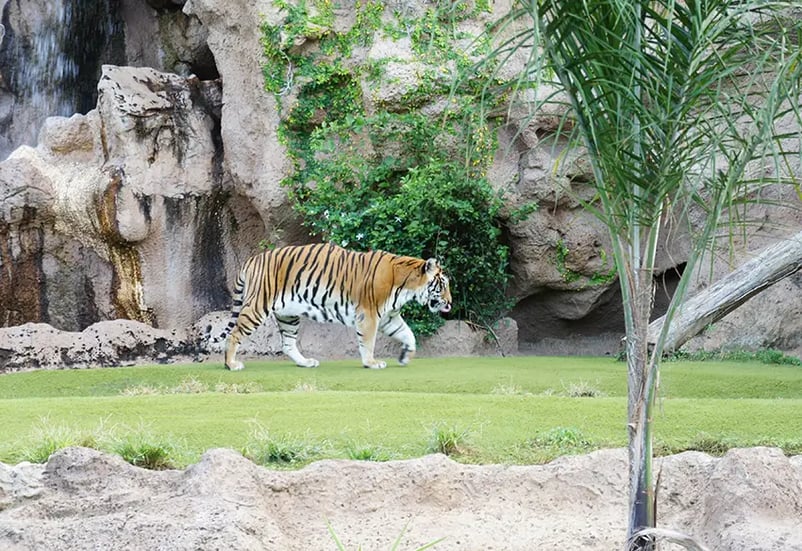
[{"x1": 276, "y1": 297, "x2": 357, "y2": 326}]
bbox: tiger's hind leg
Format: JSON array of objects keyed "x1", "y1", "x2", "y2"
[
  {"x1": 224, "y1": 303, "x2": 267, "y2": 371},
  {"x1": 224, "y1": 325, "x2": 246, "y2": 371},
  {"x1": 275, "y1": 315, "x2": 320, "y2": 368},
  {"x1": 380, "y1": 314, "x2": 416, "y2": 366}
]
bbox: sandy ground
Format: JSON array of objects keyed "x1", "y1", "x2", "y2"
[{"x1": 1, "y1": 446, "x2": 801, "y2": 550}]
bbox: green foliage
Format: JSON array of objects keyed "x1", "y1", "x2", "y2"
[
  {"x1": 555, "y1": 239, "x2": 616, "y2": 286},
  {"x1": 260, "y1": 0, "x2": 528, "y2": 336},
  {"x1": 295, "y1": 136, "x2": 512, "y2": 332}
]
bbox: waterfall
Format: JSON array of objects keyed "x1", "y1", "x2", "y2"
[
  {"x1": 0, "y1": 0, "x2": 124, "y2": 158},
  {"x1": 20, "y1": 2, "x2": 80, "y2": 117}
]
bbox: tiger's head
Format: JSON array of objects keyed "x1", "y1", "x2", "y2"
[{"x1": 421, "y1": 258, "x2": 452, "y2": 314}]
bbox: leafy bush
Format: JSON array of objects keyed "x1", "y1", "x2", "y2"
[
  {"x1": 262, "y1": 0, "x2": 532, "y2": 336},
  {"x1": 287, "y1": 111, "x2": 516, "y2": 335}
]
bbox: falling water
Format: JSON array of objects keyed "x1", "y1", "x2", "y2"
[
  {"x1": 0, "y1": 0, "x2": 124, "y2": 158},
  {"x1": 20, "y1": 2, "x2": 80, "y2": 117}
]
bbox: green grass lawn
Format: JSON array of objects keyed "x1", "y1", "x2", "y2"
[{"x1": 1, "y1": 356, "x2": 800, "y2": 468}]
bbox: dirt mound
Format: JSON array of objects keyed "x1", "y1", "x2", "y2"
[{"x1": 1, "y1": 446, "x2": 801, "y2": 550}]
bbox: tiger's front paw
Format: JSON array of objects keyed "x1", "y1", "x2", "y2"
[
  {"x1": 363, "y1": 360, "x2": 387, "y2": 369},
  {"x1": 297, "y1": 358, "x2": 320, "y2": 368},
  {"x1": 226, "y1": 360, "x2": 245, "y2": 371}
]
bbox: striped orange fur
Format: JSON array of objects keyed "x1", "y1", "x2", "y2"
[{"x1": 221, "y1": 243, "x2": 452, "y2": 370}]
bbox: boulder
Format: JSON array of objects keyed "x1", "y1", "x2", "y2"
[{"x1": 0, "y1": 320, "x2": 198, "y2": 371}]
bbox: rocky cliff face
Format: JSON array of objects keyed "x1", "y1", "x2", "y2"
[{"x1": 1, "y1": 0, "x2": 801, "y2": 358}]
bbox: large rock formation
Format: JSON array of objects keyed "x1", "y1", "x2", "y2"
[{"x1": 0, "y1": 64, "x2": 263, "y2": 332}]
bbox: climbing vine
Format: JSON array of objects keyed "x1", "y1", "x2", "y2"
[{"x1": 260, "y1": 0, "x2": 531, "y2": 334}]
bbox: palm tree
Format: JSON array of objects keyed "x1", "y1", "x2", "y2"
[{"x1": 477, "y1": 1, "x2": 802, "y2": 547}]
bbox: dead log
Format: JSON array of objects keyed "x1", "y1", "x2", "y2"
[{"x1": 648, "y1": 231, "x2": 802, "y2": 353}]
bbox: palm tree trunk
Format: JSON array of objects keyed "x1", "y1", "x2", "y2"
[{"x1": 626, "y1": 263, "x2": 657, "y2": 549}]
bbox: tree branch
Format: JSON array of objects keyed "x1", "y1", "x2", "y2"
[{"x1": 649, "y1": 231, "x2": 802, "y2": 353}]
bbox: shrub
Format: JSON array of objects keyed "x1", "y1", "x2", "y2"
[
  {"x1": 296, "y1": 158, "x2": 512, "y2": 333},
  {"x1": 262, "y1": 0, "x2": 534, "y2": 336}
]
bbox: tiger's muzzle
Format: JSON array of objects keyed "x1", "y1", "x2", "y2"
[{"x1": 429, "y1": 298, "x2": 451, "y2": 314}]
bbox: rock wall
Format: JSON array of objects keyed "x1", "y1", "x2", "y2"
[
  {"x1": 0, "y1": 64, "x2": 264, "y2": 332},
  {"x1": 0, "y1": 0, "x2": 801, "y2": 360}
]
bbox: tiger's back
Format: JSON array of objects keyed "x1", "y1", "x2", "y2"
[{"x1": 223, "y1": 243, "x2": 451, "y2": 370}]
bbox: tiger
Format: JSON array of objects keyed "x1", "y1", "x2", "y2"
[{"x1": 219, "y1": 242, "x2": 452, "y2": 370}]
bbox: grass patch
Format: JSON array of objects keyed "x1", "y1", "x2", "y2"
[
  {"x1": 666, "y1": 347, "x2": 802, "y2": 366},
  {"x1": 5, "y1": 417, "x2": 189, "y2": 469},
  {"x1": 10, "y1": 418, "x2": 103, "y2": 464},
  {"x1": 562, "y1": 379, "x2": 605, "y2": 398},
  {"x1": 344, "y1": 442, "x2": 394, "y2": 462},
  {"x1": 1, "y1": 356, "x2": 801, "y2": 468},
  {"x1": 426, "y1": 421, "x2": 472, "y2": 456},
  {"x1": 242, "y1": 425, "x2": 326, "y2": 467},
  {"x1": 114, "y1": 436, "x2": 176, "y2": 470},
  {"x1": 511, "y1": 427, "x2": 599, "y2": 464},
  {"x1": 655, "y1": 432, "x2": 802, "y2": 457},
  {"x1": 328, "y1": 520, "x2": 444, "y2": 551},
  {"x1": 3, "y1": 356, "x2": 802, "y2": 400},
  {"x1": 120, "y1": 376, "x2": 264, "y2": 396}
]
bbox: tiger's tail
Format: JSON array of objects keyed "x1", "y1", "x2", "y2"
[{"x1": 211, "y1": 267, "x2": 248, "y2": 347}]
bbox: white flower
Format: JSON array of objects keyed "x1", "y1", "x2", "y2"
[
  {"x1": 356, "y1": 232, "x2": 364, "y2": 240},
  {"x1": 341, "y1": 240, "x2": 349, "y2": 247},
  {"x1": 323, "y1": 210, "x2": 330, "y2": 219}
]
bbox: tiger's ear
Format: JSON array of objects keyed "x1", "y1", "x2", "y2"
[{"x1": 424, "y1": 258, "x2": 439, "y2": 275}]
